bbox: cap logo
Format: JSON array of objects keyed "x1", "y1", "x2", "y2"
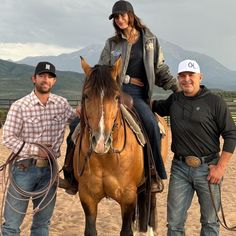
[
  {"x1": 45, "y1": 64, "x2": 50, "y2": 70},
  {"x1": 188, "y1": 62, "x2": 196, "y2": 69}
]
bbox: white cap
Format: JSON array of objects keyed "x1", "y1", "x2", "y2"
[{"x1": 178, "y1": 59, "x2": 200, "y2": 74}]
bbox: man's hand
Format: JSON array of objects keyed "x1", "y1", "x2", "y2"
[
  {"x1": 207, "y1": 164, "x2": 224, "y2": 184},
  {"x1": 207, "y1": 151, "x2": 233, "y2": 184}
]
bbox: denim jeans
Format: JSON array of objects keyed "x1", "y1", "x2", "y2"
[
  {"x1": 122, "y1": 84, "x2": 167, "y2": 179},
  {"x1": 2, "y1": 163, "x2": 57, "y2": 236},
  {"x1": 167, "y1": 158, "x2": 220, "y2": 236}
]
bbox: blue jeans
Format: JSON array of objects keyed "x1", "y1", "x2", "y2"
[
  {"x1": 122, "y1": 84, "x2": 167, "y2": 179},
  {"x1": 167, "y1": 158, "x2": 220, "y2": 236},
  {"x1": 2, "y1": 163, "x2": 57, "y2": 236}
]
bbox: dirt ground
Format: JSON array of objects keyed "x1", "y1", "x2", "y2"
[{"x1": 0, "y1": 127, "x2": 236, "y2": 235}]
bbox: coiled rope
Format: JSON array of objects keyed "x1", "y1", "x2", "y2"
[{"x1": 0, "y1": 142, "x2": 59, "y2": 230}]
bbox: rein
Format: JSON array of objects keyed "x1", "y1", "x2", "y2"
[
  {"x1": 110, "y1": 107, "x2": 127, "y2": 154},
  {"x1": 75, "y1": 100, "x2": 94, "y2": 177},
  {"x1": 76, "y1": 133, "x2": 93, "y2": 177},
  {"x1": 208, "y1": 182, "x2": 236, "y2": 231}
]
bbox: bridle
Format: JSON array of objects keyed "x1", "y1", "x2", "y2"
[{"x1": 76, "y1": 97, "x2": 127, "y2": 177}]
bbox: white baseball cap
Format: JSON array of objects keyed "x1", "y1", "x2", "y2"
[{"x1": 178, "y1": 59, "x2": 200, "y2": 74}]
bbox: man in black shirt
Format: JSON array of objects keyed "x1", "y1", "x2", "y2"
[{"x1": 152, "y1": 59, "x2": 236, "y2": 235}]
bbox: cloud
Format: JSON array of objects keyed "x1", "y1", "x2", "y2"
[
  {"x1": 0, "y1": 0, "x2": 235, "y2": 70},
  {"x1": 0, "y1": 0, "x2": 112, "y2": 47},
  {"x1": 0, "y1": 43, "x2": 77, "y2": 60}
]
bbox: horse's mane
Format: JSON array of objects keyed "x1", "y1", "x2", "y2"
[{"x1": 80, "y1": 64, "x2": 121, "y2": 132}]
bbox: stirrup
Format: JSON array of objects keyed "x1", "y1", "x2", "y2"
[{"x1": 151, "y1": 178, "x2": 164, "y2": 193}]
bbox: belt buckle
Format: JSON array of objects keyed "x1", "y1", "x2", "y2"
[
  {"x1": 35, "y1": 159, "x2": 48, "y2": 168},
  {"x1": 123, "y1": 75, "x2": 130, "y2": 84},
  {"x1": 185, "y1": 156, "x2": 201, "y2": 168},
  {"x1": 15, "y1": 160, "x2": 30, "y2": 171}
]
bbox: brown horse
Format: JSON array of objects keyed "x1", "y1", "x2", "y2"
[{"x1": 73, "y1": 57, "x2": 168, "y2": 236}]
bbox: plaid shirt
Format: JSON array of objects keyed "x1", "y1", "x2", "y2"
[{"x1": 2, "y1": 91, "x2": 77, "y2": 158}]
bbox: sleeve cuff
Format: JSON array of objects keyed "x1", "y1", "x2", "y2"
[
  {"x1": 223, "y1": 140, "x2": 236, "y2": 154},
  {"x1": 27, "y1": 144, "x2": 39, "y2": 156}
]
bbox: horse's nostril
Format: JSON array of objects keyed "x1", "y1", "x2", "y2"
[
  {"x1": 91, "y1": 135, "x2": 96, "y2": 144},
  {"x1": 107, "y1": 136, "x2": 112, "y2": 146}
]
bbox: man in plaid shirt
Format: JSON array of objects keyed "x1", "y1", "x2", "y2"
[{"x1": 2, "y1": 61, "x2": 77, "y2": 236}]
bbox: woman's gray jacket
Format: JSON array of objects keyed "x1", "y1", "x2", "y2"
[{"x1": 98, "y1": 27, "x2": 179, "y2": 100}]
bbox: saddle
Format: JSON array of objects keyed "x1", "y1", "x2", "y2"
[{"x1": 62, "y1": 94, "x2": 166, "y2": 193}]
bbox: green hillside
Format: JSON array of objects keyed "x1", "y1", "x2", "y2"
[
  {"x1": 0, "y1": 59, "x2": 84, "y2": 100},
  {"x1": 1, "y1": 59, "x2": 234, "y2": 102}
]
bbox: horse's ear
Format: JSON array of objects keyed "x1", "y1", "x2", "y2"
[
  {"x1": 111, "y1": 56, "x2": 122, "y2": 81},
  {"x1": 80, "y1": 56, "x2": 92, "y2": 78}
]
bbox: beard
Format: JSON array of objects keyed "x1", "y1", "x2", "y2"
[{"x1": 34, "y1": 83, "x2": 52, "y2": 94}]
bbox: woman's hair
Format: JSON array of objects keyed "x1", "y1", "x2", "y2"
[{"x1": 112, "y1": 11, "x2": 146, "y2": 41}]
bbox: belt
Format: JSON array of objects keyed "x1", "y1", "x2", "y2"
[
  {"x1": 123, "y1": 75, "x2": 144, "y2": 87},
  {"x1": 130, "y1": 78, "x2": 144, "y2": 87},
  {"x1": 174, "y1": 153, "x2": 219, "y2": 168},
  {"x1": 15, "y1": 158, "x2": 49, "y2": 169}
]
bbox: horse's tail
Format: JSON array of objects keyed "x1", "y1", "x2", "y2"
[{"x1": 137, "y1": 189, "x2": 151, "y2": 232}]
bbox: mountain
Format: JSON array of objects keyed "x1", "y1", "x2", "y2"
[
  {"x1": 16, "y1": 40, "x2": 236, "y2": 91},
  {"x1": 1, "y1": 39, "x2": 235, "y2": 101},
  {"x1": 0, "y1": 59, "x2": 84, "y2": 100},
  {"x1": 160, "y1": 40, "x2": 236, "y2": 90},
  {"x1": 17, "y1": 44, "x2": 103, "y2": 74}
]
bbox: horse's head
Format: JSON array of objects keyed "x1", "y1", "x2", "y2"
[{"x1": 80, "y1": 57, "x2": 122, "y2": 154}]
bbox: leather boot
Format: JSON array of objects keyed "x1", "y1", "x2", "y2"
[{"x1": 58, "y1": 177, "x2": 78, "y2": 195}]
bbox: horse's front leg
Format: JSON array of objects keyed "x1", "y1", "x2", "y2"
[{"x1": 81, "y1": 199, "x2": 98, "y2": 236}]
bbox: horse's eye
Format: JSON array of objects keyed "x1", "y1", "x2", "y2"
[
  {"x1": 115, "y1": 95, "x2": 120, "y2": 101},
  {"x1": 83, "y1": 94, "x2": 88, "y2": 100}
]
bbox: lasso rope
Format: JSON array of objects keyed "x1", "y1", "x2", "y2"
[{"x1": 0, "y1": 143, "x2": 59, "y2": 230}]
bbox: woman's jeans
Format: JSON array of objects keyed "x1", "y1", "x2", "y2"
[
  {"x1": 122, "y1": 84, "x2": 167, "y2": 179},
  {"x1": 167, "y1": 158, "x2": 220, "y2": 236},
  {"x1": 2, "y1": 163, "x2": 57, "y2": 236}
]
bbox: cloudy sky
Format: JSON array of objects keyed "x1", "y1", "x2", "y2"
[{"x1": 1, "y1": 0, "x2": 235, "y2": 71}]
